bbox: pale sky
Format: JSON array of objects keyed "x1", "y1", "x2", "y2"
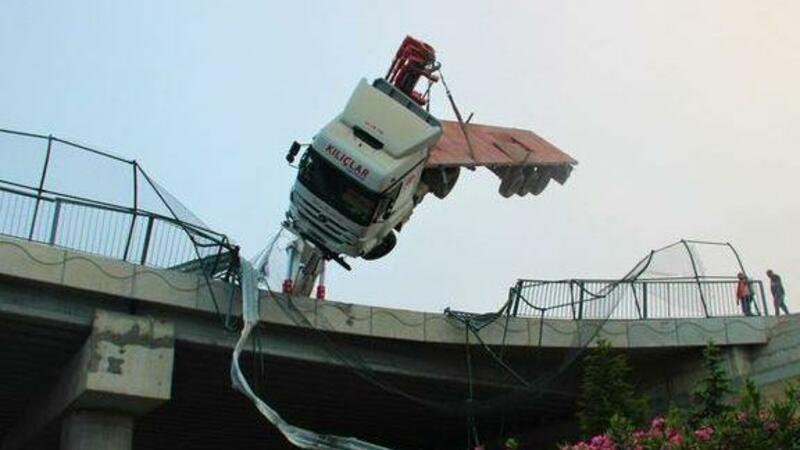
[{"x1": 2, "y1": 1, "x2": 798, "y2": 313}]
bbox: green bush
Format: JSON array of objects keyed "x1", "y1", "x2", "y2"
[
  {"x1": 577, "y1": 339, "x2": 649, "y2": 437},
  {"x1": 564, "y1": 342, "x2": 800, "y2": 450},
  {"x1": 692, "y1": 342, "x2": 732, "y2": 420},
  {"x1": 564, "y1": 382, "x2": 800, "y2": 450}
]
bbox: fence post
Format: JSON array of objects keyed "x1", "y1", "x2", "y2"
[
  {"x1": 123, "y1": 162, "x2": 139, "y2": 261},
  {"x1": 629, "y1": 282, "x2": 642, "y2": 319},
  {"x1": 140, "y1": 216, "x2": 155, "y2": 265},
  {"x1": 48, "y1": 199, "x2": 61, "y2": 245},
  {"x1": 667, "y1": 284, "x2": 672, "y2": 318},
  {"x1": 28, "y1": 135, "x2": 53, "y2": 240},
  {"x1": 681, "y1": 239, "x2": 710, "y2": 317},
  {"x1": 569, "y1": 281, "x2": 576, "y2": 320},
  {"x1": 123, "y1": 214, "x2": 137, "y2": 261},
  {"x1": 577, "y1": 281, "x2": 585, "y2": 320},
  {"x1": 538, "y1": 308, "x2": 545, "y2": 347},
  {"x1": 642, "y1": 282, "x2": 648, "y2": 319},
  {"x1": 758, "y1": 281, "x2": 769, "y2": 317},
  {"x1": 510, "y1": 284, "x2": 520, "y2": 317}
]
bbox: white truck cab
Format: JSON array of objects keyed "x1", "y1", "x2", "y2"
[{"x1": 286, "y1": 78, "x2": 442, "y2": 260}]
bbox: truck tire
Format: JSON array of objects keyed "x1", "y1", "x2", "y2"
[
  {"x1": 421, "y1": 167, "x2": 460, "y2": 199},
  {"x1": 363, "y1": 231, "x2": 397, "y2": 260}
]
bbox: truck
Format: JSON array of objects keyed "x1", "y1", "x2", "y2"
[
  {"x1": 280, "y1": 36, "x2": 577, "y2": 297},
  {"x1": 287, "y1": 76, "x2": 441, "y2": 262}
]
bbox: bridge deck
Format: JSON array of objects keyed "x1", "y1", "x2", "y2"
[
  {"x1": 0, "y1": 236, "x2": 781, "y2": 449},
  {"x1": 0, "y1": 236, "x2": 769, "y2": 350}
]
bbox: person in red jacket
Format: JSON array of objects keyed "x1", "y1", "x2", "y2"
[{"x1": 736, "y1": 272, "x2": 754, "y2": 316}]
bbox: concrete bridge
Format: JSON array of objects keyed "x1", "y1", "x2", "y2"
[{"x1": 0, "y1": 236, "x2": 797, "y2": 449}]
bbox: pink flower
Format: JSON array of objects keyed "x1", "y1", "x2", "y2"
[
  {"x1": 650, "y1": 417, "x2": 666, "y2": 432},
  {"x1": 648, "y1": 429, "x2": 663, "y2": 439},
  {"x1": 737, "y1": 412, "x2": 749, "y2": 424},
  {"x1": 693, "y1": 426, "x2": 714, "y2": 442},
  {"x1": 667, "y1": 428, "x2": 684, "y2": 445},
  {"x1": 765, "y1": 421, "x2": 779, "y2": 433},
  {"x1": 588, "y1": 435, "x2": 616, "y2": 450}
]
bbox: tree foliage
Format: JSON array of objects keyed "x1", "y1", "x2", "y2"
[
  {"x1": 577, "y1": 339, "x2": 649, "y2": 437},
  {"x1": 563, "y1": 382, "x2": 800, "y2": 450},
  {"x1": 692, "y1": 341, "x2": 733, "y2": 420},
  {"x1": 565, "y1": 341, "x2": 800, "y2": 450}
]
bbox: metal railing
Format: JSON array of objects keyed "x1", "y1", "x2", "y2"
[
  {"x1": 510, "y1": 277, "x2": 769, "y2": 320},
  {"x1": 0, "y1": 128, "x2": 238, "y2": 277}
]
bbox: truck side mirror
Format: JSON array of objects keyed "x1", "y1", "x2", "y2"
[{"x1": 286, "y1": 141, "x2": 301, "y2": 163}]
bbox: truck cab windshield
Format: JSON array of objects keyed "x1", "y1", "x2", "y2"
[{"x1": 298, "y1": 148, "x2": 380, "y2": 226}]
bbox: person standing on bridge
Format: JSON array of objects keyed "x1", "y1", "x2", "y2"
[
  {"x1": 737, "y1": 272, "x2": 754, "y2": 316},
  {"x1": 767, "y1": 270, "x2": 790, "y2": 316}
]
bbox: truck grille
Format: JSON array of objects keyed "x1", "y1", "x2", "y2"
[{"x1": 294, "y1": 196, "x2": 357, "y2": 247}]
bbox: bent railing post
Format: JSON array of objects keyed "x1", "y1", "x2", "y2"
[
  {"x1": 28, "y1": 135, "x2": 53, "y2": 240},
  {"x1": 726, "y1": 241, "x2": 767, "y2": 317},
  {"x1": 123, "y1": 162, "x2": 139, "y2": 261},
  {"x1": 681, "y1": 239, "x2": 710, "y2": 318},
  {"x1": 727, "y1": 241, "x2": 748, "y2": 276},
  {"x1": 510, "y1": 283, "x2": 521, "y2": 317},
  {"x1": 630, "y1": 282, "x2": 642, "y2": 319}
]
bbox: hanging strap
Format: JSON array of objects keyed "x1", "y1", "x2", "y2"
[{"x1": 231, "y1": 256, "x2": 395, "y2": 450}]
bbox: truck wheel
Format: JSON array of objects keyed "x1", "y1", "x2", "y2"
[
  {"x1": 421, "y1": 167, "x2": 460, "y2": 199},
  {"x1": 363, "y1": 231, "x2": 397, "y2": 260}
]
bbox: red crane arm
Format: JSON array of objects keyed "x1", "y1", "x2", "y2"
[{"x1": 386, "y1": 36, "x2": 439, "y2": 106}]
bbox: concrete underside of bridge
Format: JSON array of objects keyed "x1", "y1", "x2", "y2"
[
  {"x1": 0, "y1": 277, "x2": 591, "y2": 449},
  {"x1": 0, "y1": 237, "x2": 797, "y2": 449}
]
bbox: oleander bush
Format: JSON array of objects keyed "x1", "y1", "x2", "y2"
[{"x1": 562, "y1": 342, "x2": 800, "y2": 450}]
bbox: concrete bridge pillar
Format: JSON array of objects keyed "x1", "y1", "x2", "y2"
[
  {"x1": 725, "y1": 346, "x2": 753, "y2": 387},
  {"x1": 0, "y1": 310, "x2": 174, "y2": 450}
]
